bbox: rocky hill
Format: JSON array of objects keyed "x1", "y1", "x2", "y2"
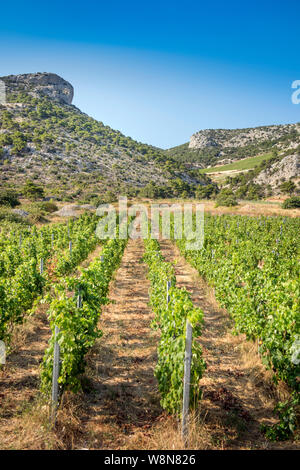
[
  {"x1": 189, "y1": 124, "x2": 300, "y2": 151},
  {"x1": 0, "y1": 73, "x2": 210, "y2": 202},
  {"x1": 253, "y1": 154, "x2": 300, "y2": 193},
  {"x1": 166, "y1": 124, "x2": 300, "y2": 197},
  {"x1": 2, "y1": 73, "x2": 74, "y2": 105},
  {"x1": 167, "y1": 124, "x2": 300, "y2": 167}
]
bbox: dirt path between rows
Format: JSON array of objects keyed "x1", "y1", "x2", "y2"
[
  {"x1": 0, "y1": 243, "x2": 104, "y2": 450},
  {"x1": 159, "y1": 239, "x2": 298, "y2": 450},
  {"x1": 75, "y1": 238, "x2": 163, "y2": 450}
]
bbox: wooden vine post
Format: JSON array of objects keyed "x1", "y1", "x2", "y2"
[
  {"x1": 51, "y1": 325, "x2": 60, "y2": 426},
  {"x1": 77, "y1": 289, "x2": 82, "y2": 308},
  {"x1": 182, "y1": 319, "x2": 193, "y2": 446},
  {"x1": 167, "y1": 280, "x2": 171, "y2": 305}
]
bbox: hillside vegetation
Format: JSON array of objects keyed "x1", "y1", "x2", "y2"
[
  {"x1": 0, "y1": 73, "x2": 299, "y2": 204},
  {"x1": 0, "y1": 73, "x2": 211, "y2": 203}
]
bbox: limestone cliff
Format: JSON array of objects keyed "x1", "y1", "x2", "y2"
[{"x1": 1, "y1": 72, "x2": 74, "y2": 105}]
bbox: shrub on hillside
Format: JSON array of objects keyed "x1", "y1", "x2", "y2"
[
  {"x1": 280, "y1": 180, "x2": 297, "y2": 195},
  {"x1": 0, "y1": 208, "x2": 28, "y2": 225},
  {"x1": 37, "y1": 201, "x2": 58, "y2": 213},
  {"x1": 215, "y1": 189, "x2": 238, "y2": 207},
  {"x1": 282, "y1": 197, "x2": 300, "y2": 209},
  {"x1": 0, "y1": 189, "x2": 20, "y2": 208},
  {"x1": 195, "y1": 184, "x2": 217, "y2": 199},
  {"x1": 103, "y1": 191, "x2": 118, "y2": 203},
  {"x1": 246, "y1": 183, "x2": 264, "y2": 200},
  {"x1": 27, "y1": 205, "x2": 47, "y2": 223},
  {"x1": 23, "y1": 180, "x2": 44, "y2": 200}
]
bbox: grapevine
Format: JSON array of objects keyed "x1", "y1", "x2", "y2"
[
  {"x1": 143, "y1": 238, "x2": 205, "y2": 415},
  {"x1": 174, "y1": 213, "x2": 300, "y2": 438}
]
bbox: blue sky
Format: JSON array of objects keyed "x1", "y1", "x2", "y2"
[{"x1": 0, "y1": 0, "x2": 299, "y2": 148}]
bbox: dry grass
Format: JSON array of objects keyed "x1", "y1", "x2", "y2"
[
  {"x1": 126, "y1": 410, "x2": 213, "y2": 450},
  {"x1": 135, "y1": 198, "x2": 300, "y2": 218},
  {"x1": 9, "y1": 305, "x2": 49, "y2": 354},
  {"x1": 238, "y1": 339, "x2": 291, "y2": 405},
  {"x1": 0, "y1": 392, "x2": 88, "y2": 450},
  {"x1": 0, "y1": 398, "x2": 55, "y2": 450}
]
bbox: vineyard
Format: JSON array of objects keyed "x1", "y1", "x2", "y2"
[
  {"x1": 0, "y1": 210, "x2": 299, "y2": 449},
  {"x1": 0, "y1": 213, "x2": 100, "y2": 343},
  {"x1": 143, "y1": 237, "x2": 205, "y2": 414},
  {"x1": 174, "y1": 214, "x2": 300, "y2": 440}
]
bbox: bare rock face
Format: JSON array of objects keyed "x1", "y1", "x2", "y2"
[
  {"x1": 189, "y1": 130, "x2": 218, "y2": 149},
  {"x1": 1, "y1": 72, "x2": 74, "y2": 104},
  {"x1": 54, "y1": 205, "x2": 80, "y2": 217},
  {"x1": 254, "y1": 154, "x2": 300, "y2": 192},
  {"x1": 12, "y1": 209, "x2": 29, "y2": 218}
]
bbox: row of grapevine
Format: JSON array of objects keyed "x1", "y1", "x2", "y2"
[
  {"x1": 54, "y1": 215, "x2": 100, "y2": 276},
  {"x1": 0, "y1": 213, "x2": 101, "y2": 343},
  {"x1": 0, "y1": 223, "x2": 62, "y2": 279},
  {"x1": 41, "y1": 236, "x2": 128, "y2": 395},
  {"x1": 0, "y1": 213, "x2": 99, "y2": 280},
  {"x1": 174, "y1": 213, "x2": 299, "y2": 439},
  {"x1": 143, "y1": 238, "x2": 206, "y2": 415},
  {"x1": 0, "y1": 259, "x2": 44, "y2": 342}
]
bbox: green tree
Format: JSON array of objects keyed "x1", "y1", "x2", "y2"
[
  {"x1": 282, "y1": 196, "x2": 300, "y2": 209},
  {"x1": 246, "y1": 183, "x2": 263, "y2": 200},
  {"x1": 215, "y1": 188, "x2": 238, "y2": 207},
  {"x1": 195, "y1": 184, "x2": 216, "y2": 199},
  {"x1": 11, "y1": 131, "x2": 27, "y2": 155},
  {"x1": 23, "y1": 180, "x2": 44, "y2": 200}
]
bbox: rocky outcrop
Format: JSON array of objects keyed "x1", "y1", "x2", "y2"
[
  {"x1": 1, "y1": 73, "x2": 74, "y2": 105},
  {"x1": 189, "y1": 124, "x2": 300, "y2": 150},
  {"x1": 189, "y1": 130, "x2": 219, "y2": 149},
  {"x1": 54, "y1": 205, "x2": 80, "y2": 217},
  {"x1": 12, "y1": 209, "x2": 29, "y2": 218},
  {"x1": 254, "y1": 154, "x2": 300, "y2": 192}
]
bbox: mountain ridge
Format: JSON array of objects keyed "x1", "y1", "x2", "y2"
[
  {"x1": 189, "y1": 123, "x2": 300, "y2": 151},
  {"x1": 1, "y1": 72, "x2": 299, "y2": 202}
]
